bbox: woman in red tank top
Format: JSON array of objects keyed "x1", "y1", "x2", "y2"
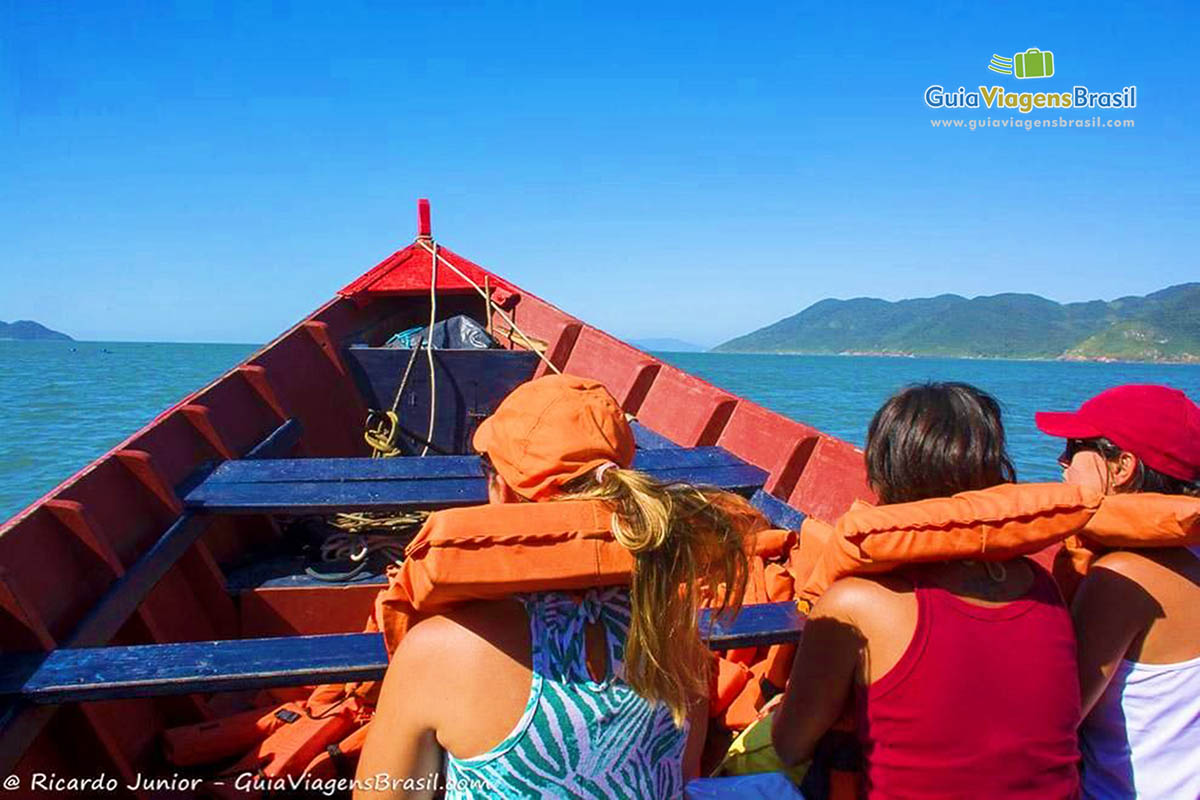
[{"x1": 773, "y1": 383, "x2": 1081, "y2": 800}]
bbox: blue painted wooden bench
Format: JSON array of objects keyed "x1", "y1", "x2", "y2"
[
  {"x1": 182, "y1": 447, "x2": 770, "y2": 514},
  {"x1": 1, "y1": 411, "x2": 811, "y2": 733},
  {"x1": 0, "y1": 417, "x2": 304, "y2": 772},
  {"x1": 0, "y1": 602, "x2": 805, "y2": 704}
]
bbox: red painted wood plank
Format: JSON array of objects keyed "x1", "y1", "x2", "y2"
[
  {"x1": 491, "y1": 292, "x2": 582, "y2": 376},
  {"x1": 240, "y1": 585, "x2": 382, "y2": 638},
  {"x1": 788, "y1": 437, "x2": 877, "y2": 523},
  {"x1": 716, "y1": 401, "x2": 823, "y2": 499},
  {"x1": 635, "y1": 366, "x2": 736, "y2": 446},
  {"x1": 339, "y1": 243, "x2": 518, "y2": 297},
  {"x1": 250, "y1": 329, "x2": 365, "y2": 457},
  {"x1": 180, "y1": 404, "x2": 235, "y2": 460},
  {"x1": 0, "y1": 512, "x2": 125, "y2": 644},
  {"x1": 114, "y1": 451, "x2": 183, "y2": 516},
  {"x1": 0, "y1": 567, "x2": 56, "y2": 650},
  {"x1": 44, "y1": 500, "x2": 124, "y2": 576},
  {"x1": 235, "y1": 365, "x2": 289, "y2": 422},
  {"x1": 55, "y1": 458, "x2": 177, "y2": 570},
  {"x1": 562, "y1": 327, "x2": 661, "y2": 413},
  {"x1": 15, "y1": 707, "x2": 142, "y2": 800},
  {"x1": 193, "y1": 372, "x2": 287, "y2": 458}
]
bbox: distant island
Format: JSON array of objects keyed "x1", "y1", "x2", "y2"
[
  {"x1": 0, "y1": 320, "x2": 73, "y2": 341},
  {"x1": 631, "y1": 337, "x2": 706, "y2": 353},
  {"x1": 715, "y1": 283, "x2": 1200, "y2": 362}
]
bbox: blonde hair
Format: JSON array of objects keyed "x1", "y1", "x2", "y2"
[{"x1": 558, "y1": 467, "x2": 753, "y2": 725}]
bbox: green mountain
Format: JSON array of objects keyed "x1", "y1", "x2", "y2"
[
  {"x1": 0, "y1": 320, "x2": 73, "y2": 341},
  {"x1": 715, "y1": 284, "x2": 1200, "y2": 362}
]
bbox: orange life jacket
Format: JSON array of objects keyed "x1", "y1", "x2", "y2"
[
  {"x1": 164, "y1": 703, "x2": 293, "y2": 768},
  {"x1": 373, "y1": 498, "x2": 629, "y2": 654},
  {"x1": 785, "y1": 486, "x2": 1200, "y2": 799},
  {"x1": 796, "y1": 482, "x2": 1105, "y2": 606},
  {"x1": 793, "y1": 486, "x2": 1200, "y2": 606},
  {"x1": 196, "y1": 493, "x2": 782, "y2": 784},
  {"x1": 1053, "y1": 492, "x2": 1200, "y2": 600}
]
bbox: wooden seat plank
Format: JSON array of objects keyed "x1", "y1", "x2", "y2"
[
  {"x1": 0, "y1": 416, "x2": 305, "y2": 774},
  {"x1": 699, "y1": 601, "x2": 807, "y2": 650},
  {"x1": 749, "y1": 489, "x2": 808, "y2": 532},
  {"x1": 0, "y1": 602, "x2": 804, "y2": 703},
  {"x1": 183, "y1": 448, "x2": 768, "y2": 514}
]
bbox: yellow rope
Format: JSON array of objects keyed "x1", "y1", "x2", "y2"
[
  {"x1": 415, "y1": 239, "x2": 562, "y2": 374},
  {"x1": 365, "y1": 410, "x2": 403, "y2": 458},
  {"x1": 421, "y1": 242, "x2": 438, "y2": 456},
  {"x1": 329, "y1": 510, "x2": 428, "y2": 535},
  {"x1": 365, "y1": 237, "x2": 564, "y2": 458}
]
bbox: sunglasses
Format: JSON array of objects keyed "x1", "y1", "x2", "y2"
[{"x1": 1057, "y1": 438, "x2": 1102, "y2": 468}]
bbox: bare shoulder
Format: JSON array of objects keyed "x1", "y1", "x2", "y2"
[
  {"x1": 394, "y1": 599, "x2": 528, "y2": 668},
  {"x1": 1089, "y1": 549, "x2": 1159, "y2": 581},
  {"x1": 814, "y1": 574, "x2": 913, "y2": 622},
  {"x1": 1073, "y1": 550, "x2": 1161, "y2": 614}
]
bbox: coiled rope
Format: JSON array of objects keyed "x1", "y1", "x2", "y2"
[{"x1": 304, "y1": 510, "x2": 429, "y2": 582}]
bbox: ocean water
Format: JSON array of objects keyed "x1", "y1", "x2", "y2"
[
  {"x1": 0, "y1": 341, "x2": 256, "y2": 521},
  {"x1": 662, "y1": 352, "x2": 1200, "y2": 485},
  {"x1": 2, "y1": 341, "x2": 1198, "y2": 522}
]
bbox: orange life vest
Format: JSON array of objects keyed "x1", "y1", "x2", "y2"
[
  {"x1": 796, "y1": 482, "x2": 1105, "y2": 606},
  {"x1": 793, "y1": 485, "x2": 1200, "y2": 606},
  {"x1": 1053, "y1": 492, "x2": 1200, "y2": 599},
  {"x1": 189, "y1": 492, "x2": 783, "y2": 783},
  {"x1": 784, "y1": 486, "x2": 1200, "y2": 798}
]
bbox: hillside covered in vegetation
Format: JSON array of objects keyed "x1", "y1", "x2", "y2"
[
  {"x1": 715, "y1": 284, "x2": 1200, "y2": 362},
  {"x1": 0, "y1": 320, "x2": 72, "y2": 341}
]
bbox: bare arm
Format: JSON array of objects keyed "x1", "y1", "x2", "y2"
[
  {"x1": 772, "y1": 582, "x2": 866, "y2": 766},
  {"x1": 682, "y1": 696, "x2": 710, "y2": 781},
  {"x1": 1071, "y1": 555, "x2": 1162, "y2": 720},
  {"x1": 354, "y1": 623, "x2": 446, "y2": 800}
]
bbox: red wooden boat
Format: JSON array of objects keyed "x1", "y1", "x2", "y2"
[{"x1": 0, "y1": 201, "x2": 873, "y2": 796}]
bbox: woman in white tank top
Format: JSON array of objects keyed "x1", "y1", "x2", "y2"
[{"x1": 1035, "y1": 385, "x2": 1200, "y2": 800}]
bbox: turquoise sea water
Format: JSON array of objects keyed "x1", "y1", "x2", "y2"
[
  {"x1": 0, "y1": 341, "x2": 257, "y2": 521},
  {"x1": 2, "y1": 341, "x2": 1198, "y2": 521}
]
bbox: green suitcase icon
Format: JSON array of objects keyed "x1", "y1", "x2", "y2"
[{"x1": 1014, "y1": 48, "x2": 1054, "y2": 79}]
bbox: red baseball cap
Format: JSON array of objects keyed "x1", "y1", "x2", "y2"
[{"x1": 1035, "y1": 384, "x2": 1200, "y2": 483}]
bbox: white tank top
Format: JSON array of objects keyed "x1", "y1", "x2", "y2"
[{"x1": 1080, "y1": 546, "x2": 1200, "y2": 800}]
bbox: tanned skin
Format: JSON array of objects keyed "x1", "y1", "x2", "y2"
[
  {"x1": 354, "y1": 472, "x2": 707, "y2": 800},
  {"x1": 1061, "y1": 448, "x2": 1200, "y2": 718},
  {"x1": 772, "y1": 558, "x2": 1037, "y2": 766}
]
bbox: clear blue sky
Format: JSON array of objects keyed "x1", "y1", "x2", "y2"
[{"x1": 1, "y1": 1, "x2": 1196, "y2": 345}]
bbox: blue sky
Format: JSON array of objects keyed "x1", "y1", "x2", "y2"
[{"x1": 1, "y1": 1, "x2": 1196, "y2": 345}]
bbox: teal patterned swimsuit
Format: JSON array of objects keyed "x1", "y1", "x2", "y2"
[{"x1": 444, "y1": 587, "x2": 689, "y2": 799}]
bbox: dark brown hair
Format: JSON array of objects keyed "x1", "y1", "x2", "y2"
[
  {"x1": 1087, "y1": 437, "x2": 1200, "y2": 497},
  {"x1": 866, "y1": 382, "x2": 1016, "y2": 505}
]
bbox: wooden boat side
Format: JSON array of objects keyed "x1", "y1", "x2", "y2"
[{"x1": 0, "y1": 215, "x2": 874, "y2": 789}]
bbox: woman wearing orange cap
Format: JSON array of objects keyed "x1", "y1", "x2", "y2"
[
  {"x1": 1037, "y1": 384, "x2": 1200, "y2": 800},
  {"x1": 355, "y1": 374, "x2": 749, "y2": 799}
]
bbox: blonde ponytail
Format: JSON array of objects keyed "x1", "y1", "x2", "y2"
[{"x1": 559, "y1": 467, "x2": 754, "y2": 725}]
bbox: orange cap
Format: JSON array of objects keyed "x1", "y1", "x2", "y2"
[{"x1": 472, "y1": 374, "x2": 636, "y2": 501}]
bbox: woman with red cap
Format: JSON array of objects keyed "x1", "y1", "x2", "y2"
[
  {"x1": 1036, "y1": 384, "x2": 1200, "y2": 800},
  {"x1": 355, "y1": 374, "x2": 750, "y2": 799}
]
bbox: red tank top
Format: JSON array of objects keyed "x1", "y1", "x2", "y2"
[{"x1": 856, "y1": 564, "x2": 1081, "y2": 800}]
